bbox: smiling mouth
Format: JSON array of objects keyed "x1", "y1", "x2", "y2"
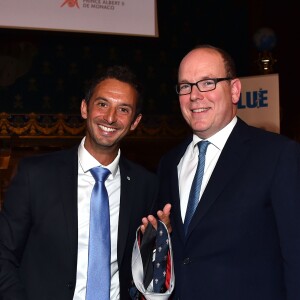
[
  {"x1": 98, "y1": 125, "x2": 116, "y2": 132},
  {"x1": 192, "y1": 107, "x2": 210, "y2": 113}
]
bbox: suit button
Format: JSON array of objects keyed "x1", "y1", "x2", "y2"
[
  {"x1": 183, "y1": 257, "x2": 190, "y2": 264},
  {"x1": 66, "y1": 282, "x2": 74, "y2": 289}
]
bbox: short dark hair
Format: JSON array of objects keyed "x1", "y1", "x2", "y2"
[
  {"x1": 84, "y1": 65, "x2": 143, "y2": 116},
  {"x1": 192, "y1": 44, "x2": 237, "y2": 79}
]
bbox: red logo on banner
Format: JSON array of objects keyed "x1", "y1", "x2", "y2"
[{"x1": 61, "y1": 0, "x2": 79, "y2": 8}]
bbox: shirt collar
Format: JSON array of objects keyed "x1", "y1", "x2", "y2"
[
  {"x1": 192, "y1": 116, "x2": 237, "y2": 152},
  {"x1": 78, "y1": 137, "x2": 120, "y2": 177}
]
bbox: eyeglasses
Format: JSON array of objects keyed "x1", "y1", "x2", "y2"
[{"x1": 175, "y1": 77, "x2": 232, "y2": 95}]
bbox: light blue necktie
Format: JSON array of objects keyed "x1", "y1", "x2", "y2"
[
  {"x1": 86, "y1": 166, "x2": 111, "y2": 300},
  {"x1": 184, "y1": 140, "x2": 210, "y2": 235}
]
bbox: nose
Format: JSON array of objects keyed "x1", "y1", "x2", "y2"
[
  {"x1": 104, "y1": 107, "x2": 117, "y2": 124},
  {"x1": 190, "y1": 84, "x2": 204, "y2": 101}
]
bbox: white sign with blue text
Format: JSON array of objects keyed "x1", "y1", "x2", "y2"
[{"x1": 237, "y1": 73, "x2": 280, "y2": 133}]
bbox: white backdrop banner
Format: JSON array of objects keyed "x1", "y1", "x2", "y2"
[
  {"x1": 237, "y1": 74, "x2": 280, "y2": 133},
  {"x1": 0, "y1": 0, "x2": 158, "y2": 37}
]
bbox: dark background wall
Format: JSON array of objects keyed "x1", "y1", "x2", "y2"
[
  {"x1": 0, "y1": 0, "x2": 299, "y2": 137},
  {"x1": 1, "y1": 0, "x2": 299, "y2": 206}
]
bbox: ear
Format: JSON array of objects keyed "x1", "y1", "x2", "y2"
[
  {"x1": 231, "y1": 78, "x2": 242, "y2": 104},
  {"x1": 81, "y1": 99, "x2": 88, "y2": 119},
  {"x1": 130, "y1": 114, "x2": 142, "y2": 131}
]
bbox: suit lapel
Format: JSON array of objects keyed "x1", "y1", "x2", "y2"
[
  {"x1": 117, "y1": 158, "x2": 136, "y2": 265},
  {"x1": 186, "y1": 120, "x2": 252, "y2": 237},
  {"x1": 58, "y1": 147, "x2": 79, "y2": 267},
  {"x1": 169, "y1": 138, "x2": 192, "y2": 243},
  {"x1": 170, "y1": 159, "x2": 185, "y2": 241}
]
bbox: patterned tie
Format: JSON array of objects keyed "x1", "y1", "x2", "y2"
[
  {"x1": 184, "y1": 140, "x2": 210, "y2": 235},
  {"x1": 86, "y1": 166, "x2": 111, "y2": 300},
  {"x1": 153, "y1": 221, "x2": 169, "y2": 293}
]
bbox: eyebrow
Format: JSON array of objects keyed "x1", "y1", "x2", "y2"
[
  {"x1": 94, "y1": 96, "x2": 108, "y2": 101},
  {"x1": 94, "y1": 97, "x2": 134, "y2": 109},
  {"x1": 179, "y1": 76, "x2": 214, "y2": 83}
]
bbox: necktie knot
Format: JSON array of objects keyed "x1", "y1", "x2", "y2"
[
  {"x1": 90, "y1": 166, "x2": 110, "y2": 182},
  {"x1": 197, "y1": 140, "x2": 210, "y2": 156}
]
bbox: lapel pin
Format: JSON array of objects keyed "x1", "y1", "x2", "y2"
[{"x1": 127, "y1": 176, "x2": 130, "y2": 180}]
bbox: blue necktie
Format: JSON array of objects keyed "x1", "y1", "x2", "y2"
[
  {"x1": 86, "y1": 166, "x2": 111, "y2": 300},
  {"x1": 153, "y1": 221, "x2": 169, "y2": 293},
  {"x1": 184, "y1": 140, "x2": 210, "y2": 235}
]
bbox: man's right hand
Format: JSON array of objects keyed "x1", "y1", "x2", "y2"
[{"x1": 140, "y1": 203, "x2": 172, "y2": 234}]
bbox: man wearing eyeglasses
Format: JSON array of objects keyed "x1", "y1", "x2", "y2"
[{"x1": 143, "y1": 44, "x2": 300, "y2": 300}]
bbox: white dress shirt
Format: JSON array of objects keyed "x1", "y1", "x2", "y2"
[
  {"x1": 73, "y1": 137, "x2": 121, "y2": 300},
  {"x1": 178, "y1": 117, "x2": 237, "y2": 223}
]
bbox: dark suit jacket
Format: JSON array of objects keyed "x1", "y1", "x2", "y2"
[
  {"x1": 157, "y1": 118, "x2": 300, "y2": 300},
  {"x1": 0, "y1": 145, "x2": 158, "y2": 300}
]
